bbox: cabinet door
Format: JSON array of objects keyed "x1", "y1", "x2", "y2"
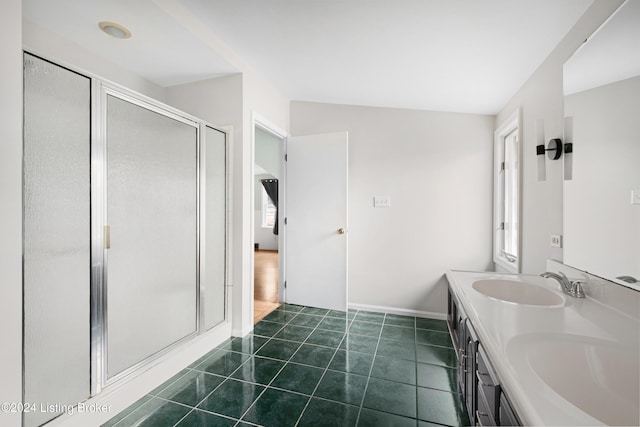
[
  {"x1": 456, "y1": 304, "x2": 467, "y2": 394},
  {"x1": 476, "y1": 343, "x2": 500, "y2": 426},
  {"x1": 464, "y1": 319, "x2": 479, "y2": 424},
  {"x1": 447, "y1": 287, "x2": 462, "y2": 357},
  {"x1": 447, "y1": 287, "x2": 456, "y2": 333},
  {"x1": 499, "y1": 393, "x2": 522, "y2": 426}
]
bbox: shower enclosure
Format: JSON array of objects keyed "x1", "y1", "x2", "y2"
[{"x1": 23, "y1": 53, "x2": 228, "y2": 427}]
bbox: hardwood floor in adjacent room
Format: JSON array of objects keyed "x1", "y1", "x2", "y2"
[{"x1": 254, "y1": 250, "x2": 280, "y2": 323}]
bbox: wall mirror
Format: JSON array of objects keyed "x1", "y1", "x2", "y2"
[{"x1": 563, "y1": 0, "x2": 640, "y2": 290}]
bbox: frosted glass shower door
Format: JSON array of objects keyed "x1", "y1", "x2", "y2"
[
  {"x1": 23, "y1": 53, "x2": 91, "y2": 427},
  {"x1": 105, "y1": 94, "x2": 198, "y2": 380}
]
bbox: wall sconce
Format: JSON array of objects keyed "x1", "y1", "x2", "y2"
[
  {"x1": 536, "y1": 138, "x2": 564, "y2": 160},
  {"x1": 536, "y1": 119, "x2": 575, "y2": 181}
]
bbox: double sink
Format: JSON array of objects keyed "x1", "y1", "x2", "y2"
[{"x1": 447, "y1": 271, "x2": 640, "y2": 426}]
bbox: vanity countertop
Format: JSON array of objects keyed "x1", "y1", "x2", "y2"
[{"x1": 445, "y1": 270, "x2": 640, "y2": 426}]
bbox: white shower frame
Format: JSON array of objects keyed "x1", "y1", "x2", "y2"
[{"x1": 91, "y1": 82, "x2": 232, "y2": 394}]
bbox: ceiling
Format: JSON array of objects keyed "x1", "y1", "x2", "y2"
[{"x1": 23, "y1": 0, "x2": 593, "y2": 115}]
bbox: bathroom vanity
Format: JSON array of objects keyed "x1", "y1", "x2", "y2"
[{"x1": 446, "y1": 269, "x2": 640, "y2": 426}]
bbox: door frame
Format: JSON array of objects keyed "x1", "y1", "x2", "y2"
[{"x1": 250, "y1": 112, "x2": 288, "y2": 322}]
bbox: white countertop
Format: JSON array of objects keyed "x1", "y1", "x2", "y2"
[{"x1": 446, "y1": 270, "x2": 640, "y2": 426}]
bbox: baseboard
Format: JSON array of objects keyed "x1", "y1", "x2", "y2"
[
  {"x1": 232, "y1": 324, "x2": 254, "y2": 338},
  {"x1": 348, "y1": 302, "x2": 446, "y2": 321}
]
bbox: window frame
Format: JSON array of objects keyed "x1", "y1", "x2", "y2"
[{"x1": 493, "y1": 108, "x2": 522, "y2": 273}]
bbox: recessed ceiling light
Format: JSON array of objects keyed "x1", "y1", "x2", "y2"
[{"x1": 98, "y1": 21, "x2": 131, "y2": 39}]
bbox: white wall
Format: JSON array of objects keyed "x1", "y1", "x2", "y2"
[
  {"x1": 22, "y1": 20, "x2": 166, "y2": 100},
  {"x1": 0, "y1": 1, "x2": 23, "y2": 426},
  {"x1": 255, "y1": 127, "x2": 282, "y2": 178},
  {"x1": 495, "y1": 0, "x2": 624, "y2": 275},
  {"x1": 166, "y1": 74, "x2": 243, "y2": 129},
  {"x1": 291, "y1": 101, "x2": 494, "y2": 315}
]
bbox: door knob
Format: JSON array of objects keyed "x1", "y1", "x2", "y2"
[{"x1": 337, "y1": 227, "x2": 346, "y2": 235}]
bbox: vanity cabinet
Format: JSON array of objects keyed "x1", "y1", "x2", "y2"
[{"x1": 447, "y1": 286, "x2": 521, "y2": 426}]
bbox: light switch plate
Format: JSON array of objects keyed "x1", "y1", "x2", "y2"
[
  {"x1": 374, "y1": 196, "x2": 391, "y2": 208},
  {"x1": 631, "y1": 189, "x2": 640, "y2": 205}
]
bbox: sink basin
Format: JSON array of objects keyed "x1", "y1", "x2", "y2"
[
  {"x1": 509, "y1": 334, "x2": 640, "y2": 426},
  {"x1": 472, "y1": 279, "x2": 564, "y2": 306}
]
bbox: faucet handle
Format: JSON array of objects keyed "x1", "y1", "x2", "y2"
[{"x1": 570, "y1": 280, "x2": 586, "y2": 298}]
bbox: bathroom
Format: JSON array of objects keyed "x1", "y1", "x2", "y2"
[{"x1": 1, "y1": 0, "x2": 638, "y2": 426}]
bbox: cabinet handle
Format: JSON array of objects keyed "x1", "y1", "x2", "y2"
[{"x1": 476, "y1": 370, "x2": 498, "y2": 388}]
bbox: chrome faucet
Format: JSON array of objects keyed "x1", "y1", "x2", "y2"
[{"x1": 540, "y1": 271, "x2": 586, "y2": 298}]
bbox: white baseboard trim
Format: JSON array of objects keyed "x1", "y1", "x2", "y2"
[
  {"x1": 232, "y1": 324, "x2": 254, "y2": 338},
  {"x1": 48, "y1": 322, "x2": 232, "y2": 427},
  {"x1": 348, "y1": 302, "x2": 446, "y2": 321}
]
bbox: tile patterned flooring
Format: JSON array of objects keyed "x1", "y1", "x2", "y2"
[{"x1": 102, "y1": 305, "x2": 470, "y2": 427}]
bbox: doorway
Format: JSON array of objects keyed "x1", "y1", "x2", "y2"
[{"x1": 253, "y1": 122, "x2": 285, "y2": 322}]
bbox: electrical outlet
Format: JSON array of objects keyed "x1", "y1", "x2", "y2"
[
  {"x1": 631, "y1": 189, "x2": 640, "y2": 205},
  {"x1": 550, "y1": 234, "x2": 562, "y2": 248}
]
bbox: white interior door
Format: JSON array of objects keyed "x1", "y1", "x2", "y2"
[{"x1": 285, "y1": 132, "x2": 348, "y2": 311}]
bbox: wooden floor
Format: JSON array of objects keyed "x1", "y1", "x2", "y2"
[{"x1": 254, "y1": 250, "x2": 280, "y2": 323}]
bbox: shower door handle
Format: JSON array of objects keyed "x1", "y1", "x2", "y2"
[{"x1": 104, "y1": 225, "x2": 111, "y2": 249}]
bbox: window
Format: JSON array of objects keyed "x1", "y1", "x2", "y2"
[
  {"x1": 494, "y1": 108, "x2": 521, "y2": 272},
  {"x1": 262, "y1": 187, "x2": 276, "y2": 228}
]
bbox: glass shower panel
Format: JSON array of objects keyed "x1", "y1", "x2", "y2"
[
  {"x1": 203, "y1": 126, "x2": 227, "y2": 330},
  {"x1": 106, "y1": 95, "x2": 198, "y2": 380},
  {"x1": 23, "y1": 53, "x2": 91, "y2": 427}
]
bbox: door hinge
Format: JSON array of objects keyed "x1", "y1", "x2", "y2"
[
  {"x1": 284, "y1": 217, "x2": 288, "y2": 225},
  {"x1": 284, "y1": 281, "x2": 287, "y2": 289},
  {"x1": 284, "y1": 154, "x2": 288, "y2": 162},
  {"x1": 500, "y1": 161, "x2": 505, "y2": 172},
  {"x1": 498, "y1": 222, "x2": 505, "y2": 230}
]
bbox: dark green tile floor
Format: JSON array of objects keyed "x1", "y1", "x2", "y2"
[{"x1": 102, "y1": 305, "x2": 470, "y2": 427}]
